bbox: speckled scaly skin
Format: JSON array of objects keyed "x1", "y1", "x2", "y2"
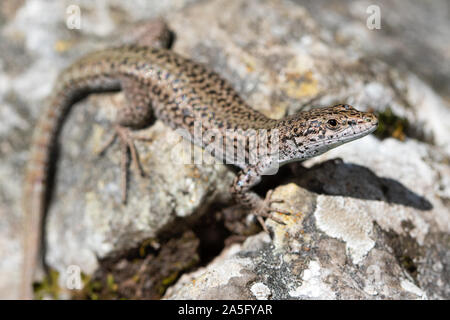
[{"x1": 22, "y1": 22, "x2": 378, "y2": 299}]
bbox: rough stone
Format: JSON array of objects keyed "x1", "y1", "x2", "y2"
[
  {"x1": 0, "y1": 0, "x2": 448, "y2": 299},
  {"x1": 165, "y1": 136, "x2": 449, "y2": 300}
]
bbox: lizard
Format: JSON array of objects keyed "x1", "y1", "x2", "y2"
[{"x1": 21, "y1": 20, "x2": 378, "y2": 299}]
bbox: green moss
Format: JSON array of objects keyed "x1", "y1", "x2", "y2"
[
  {"x1": 106, "y1": 273, "x2": 118, "y2": 292},
  {"x1": 73, "y1": 273, "x2": 109, "y2": 300},
  {"x1": 374, "y1": 108, "x2": 409, "y2": 140},
  {"x1": 158, "y1": 256, "x2": 200, "y2": 296},
  {"x1": 161, "y1": 271, "x2": 179, "y2": 286},
  {"x1": 33, "y1": 269, "x2": 61, "y2": 300}
]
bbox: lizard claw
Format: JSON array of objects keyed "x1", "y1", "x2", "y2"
[{"x1": 253, "y1": 189, "x2": 292, "y2": 231}]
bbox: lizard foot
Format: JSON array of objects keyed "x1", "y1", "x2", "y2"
[
  {"x1": 98, "y1": 124, "x2": 148, "y2": 204},
  {"x1": 253, "y1": 189, "x2": 292, "y2": 232}
]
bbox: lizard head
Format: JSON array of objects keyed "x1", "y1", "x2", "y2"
[
  {"x1": 277, "y1": 104, "x2": 378, "y2": 163},
  {"x1": 309, "y1": 103, "x2": 378, "y2": 143}
]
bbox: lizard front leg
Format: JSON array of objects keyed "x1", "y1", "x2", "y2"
[{"x1": 231, "y1": 164, "x2": 290, "y2": 226}]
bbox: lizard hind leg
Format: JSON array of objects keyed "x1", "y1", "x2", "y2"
[
  {"x1": 98, "y1": 124, "x2": 147, "y2": 204},
  {"x1": 119, "y1": 18, "x2": 174, "y2": 49},
  {"x1": 99, "y1": 78, "x2": 155, "y2": 203}
]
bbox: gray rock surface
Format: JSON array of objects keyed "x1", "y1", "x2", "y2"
[
  {"x1": 0, "y1": 0, "x2": 448, "y2": 299},
  {"x1": 298, "y1": 0, "x2": 450, "y2": 100},
  {"x1": 166, "y1": 137, "x2": 449, "y2": 299}
]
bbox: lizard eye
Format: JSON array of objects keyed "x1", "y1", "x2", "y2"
[{"x1": 327, "y1": 119, "x2": 337, "y2": 127}]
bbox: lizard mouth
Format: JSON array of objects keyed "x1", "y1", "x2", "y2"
[
  {"x1": 346, "y1": 121, "x2": 378, "y2": 140},
  {"x1": 310, "y1": 121, "x2": 378, "y2": 151}
]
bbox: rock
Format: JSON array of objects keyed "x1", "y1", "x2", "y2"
[
  {"x1": 166, "y1": 137, "x2": 449, "y2": 299},
  {"x1": 0, "y1": 0, "x2": 448, "y2": 299},
  {"x1": 299, "y1": 0, "x2": 450, "y2": 99},
  {"x1": 163, "y1": 241, "x2": 260, "y2": 300}
]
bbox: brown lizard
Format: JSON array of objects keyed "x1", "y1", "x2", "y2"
[{"x1": 22, "y1": 20, "x2": 378, "y2": 299}]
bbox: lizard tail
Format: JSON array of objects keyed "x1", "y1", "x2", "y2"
[
  {"x1": 21, "y1": 91, "x2": 72, "y2": 299},
  {"x1": 20, "y1": 18, "x2": 173, "y2": 300},
  {"x1": 21, "y1": 72, "x2": 120, "y2": 298}
]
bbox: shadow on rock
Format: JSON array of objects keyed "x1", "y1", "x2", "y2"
[{"x1": 286, "y1": 158, "x2": 433, "y2": 211}]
